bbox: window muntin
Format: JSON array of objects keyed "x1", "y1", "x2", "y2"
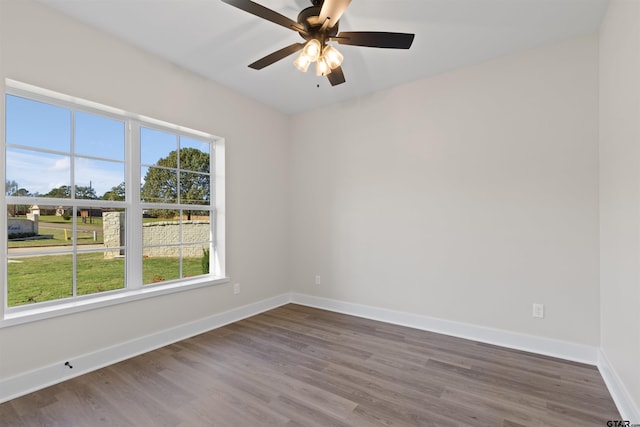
[{"x1": 4, "y1": 88, "x2": 220, "y2": 313}]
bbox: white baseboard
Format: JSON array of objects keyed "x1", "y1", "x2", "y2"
[
  {"x1": 0, "y1": 293, "x2": 291, "y2": 404},
  {"x1": 290, "y1": 293, "x2": 599, "y2": 365},
  {"x1": 598, "y1": 350, "x2": 640, "y2": 423}
]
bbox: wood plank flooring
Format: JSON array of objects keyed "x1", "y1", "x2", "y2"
[{"x1": 0, "y1": 304, "x2": 620, "y2": 426}]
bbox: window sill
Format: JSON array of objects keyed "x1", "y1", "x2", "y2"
[{"x1": 1, "y1": 276, "x2": 229, "y2": 328}]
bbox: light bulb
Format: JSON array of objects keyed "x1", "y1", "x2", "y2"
[
  {"x1": 302, "y1": 39, "x2": 322, "y2": 62},
  {"x1": 323, "y1": 45, "x2": 343, "y2": 69},
  {"x1": 316, "y1": 57, "x2": 332, "y2": 76},
  {"x1": 293, "y1": 53, "x2": 311, "y2": 72}
]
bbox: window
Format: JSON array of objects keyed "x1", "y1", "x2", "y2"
[{"x1": 2, "y1": 82, "x2": 226, "y2": 320}]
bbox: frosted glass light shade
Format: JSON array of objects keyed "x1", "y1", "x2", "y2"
[
  {"x1": 323, "y1": 45, "x2": 343, "y2": 69},
  {"x1": 316, "y1": 57, "x2": 332, "y2": 76},
  {"x1": 293, "y1": 53, "x2": 311, "y2": 72},
  {"x1": 303, "y1": 39, "x2": 322, "y2": 62}
]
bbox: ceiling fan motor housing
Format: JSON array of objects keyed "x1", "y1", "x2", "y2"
[{"x1": 297, "y1": 6, "x2": 339, "y2": 40}]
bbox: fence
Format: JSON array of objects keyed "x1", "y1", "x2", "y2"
[{"x1": 103, "y1": 212, "x2": 209, "y2": 259}]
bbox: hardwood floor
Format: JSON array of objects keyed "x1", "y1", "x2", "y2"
[{"x1": 0, "y1": 304, "x2": 620, "y2": 426}]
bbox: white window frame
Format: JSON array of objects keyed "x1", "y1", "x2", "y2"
[{"x1": 0, "y1": 80, "x2": 227, "y2": 327}]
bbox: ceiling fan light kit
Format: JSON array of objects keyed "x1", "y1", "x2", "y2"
[
  {"x1": 296, "y1": 40, "x2": 343, "y2": 76},
  {"x1": 221, "y1": 0, "x2": 415, "y2": 86}
]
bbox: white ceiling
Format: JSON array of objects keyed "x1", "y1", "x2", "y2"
[{"x1": 36, "y1": 0, "x2": 608, "y2": 114}]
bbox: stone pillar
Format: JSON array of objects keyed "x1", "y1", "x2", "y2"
[{"x1": 103, "y1": 211, "x2": 125, "y2": 259}]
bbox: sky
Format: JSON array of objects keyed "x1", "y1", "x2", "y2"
[{"x1": 5, "y1": 94, "x2": 210, "y2": 197}]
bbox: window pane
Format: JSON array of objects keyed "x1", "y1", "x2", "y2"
[
  {"x1": 141, "y1": 127, "x2": 177, "y2": 166},
  {"x1": 178, "y1": 146, "x2": 210, "y2": 174},
  {"x1": 6, "y1": 204, "x2": 31, "y2": 222},
  {"x1": 143, "y1": 215, "x2": 180, "y2": 248},
  {"x1": 5, "y1": 95, "x2": 70, "y2": 153},
  {"x1": 102, "y1": 182, "x2": 126, "y2": 201},
  {"x1": 7, "y1": 254, "x2": 73, "y2": 307},
  {"x1": 7, "y1": 148, "x2": 70, "y2": 197},
  {"x1": 6, "y1": 206, "x2": 75, "y2": 250},
  {"x1": 180, "y1": 136, "x2": 210, "y2": 157},
  {"x1": 141, "y1": 166, "x2": 177, "y2": 203},
  {"x1": 75, "y1": 158, "x2": 124, "y2": 200},
  {"x1": 182, "y1": 216, "x2": 211, "y2": 244},
  {"x1": 182, "y1": 244, "x2": 210, "y2": 278},
  {"x1": 179, "y1": 172, "x2": 210, "y2": 205},
  {"x1": 75, "y1": 206, "x2": 104, "y2": 246},
  {"x1": 103, "y1": 210, "x2": 126, "y2": 258},
  {"x1": 77, "y1": 252, "x2": 125, "y2": 296},
  {"x1": 74, "y1": 111, "x2": 125, "y2": 160},
  {"x1": 143, "y1": 250, "x2": 181, "y2": 285}
]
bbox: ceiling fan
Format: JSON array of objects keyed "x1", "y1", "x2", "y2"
[{"x1": 221, "y1": 0, "x2": 415, "y2": 86}]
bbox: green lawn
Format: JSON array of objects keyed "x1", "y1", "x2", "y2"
[
  {"x1": 7, "y1": 253, "x2": 205, "y2": 307},
  {"x1": 38, "y1": 215, "x2": 104, "y2": 230},
  {"x1": 8, "y1": 226, "x2": 103, "y2": 248},
  {"x1": 8, "y1": 215, "x2": 170, "y2": 248}
]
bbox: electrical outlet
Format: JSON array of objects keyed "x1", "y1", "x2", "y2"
[
  {"x1": 532, "y1": 303, "x2": 544, "y2": 319},
  {"x1": 234, "y1": 283, "x2": 240, "y2": 294},
  {"x1": 315, "y1": 275, "x2": 321, "y2": 285}
]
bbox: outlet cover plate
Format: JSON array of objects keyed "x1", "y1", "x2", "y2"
[{"x1": 532, "y1": 303, "x2": 544, "y2": 318}]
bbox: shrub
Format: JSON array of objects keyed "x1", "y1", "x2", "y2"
[
  {"x1": 62, "y1": 212, "x2": 71, "y2": 221},
  {"x1": 8, "y1": 232, "x2": 36, "y2": 240},
  {"x1": 202, "y1": 248, "x2": 210, "y2": 274}
]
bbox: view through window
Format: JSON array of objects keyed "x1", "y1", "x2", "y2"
[{"x1": 4, "y1": 87, "x2": 220, "y2": 311}]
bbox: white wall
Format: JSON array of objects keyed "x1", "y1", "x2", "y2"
[
  {"x1": 599, "y1": 0, "x2": 640, "y2": 417},
  {"x1": 0, "y1": 0, "x2": 290, "y2": 379},
  {"x1": 290, "y1": 35, "x2": 600, "y2": 346}
]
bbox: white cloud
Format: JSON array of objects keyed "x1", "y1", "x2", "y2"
[
  {"x1": 51, "y1": 156, "x2": 70, "y2": 172},
  {"x1": 7, "y1": 150, "x2": 123, "y2": 196}
]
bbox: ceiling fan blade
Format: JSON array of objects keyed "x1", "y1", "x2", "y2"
[
  {"x1": 318, "y1": 0, "x2": 352, "y2": 29},
  {"x1": 249, "y1": 43, "x2": 305, "y2": 70},
  {"x1": 327, "y1": 66, "x2": 346, "y2": 86},
  {"x1": 334, "y1": 31, "x2": 415, "y2": 49},
  {"x1": 221, "y1": 0, "x2": 307, "y2": 34}
]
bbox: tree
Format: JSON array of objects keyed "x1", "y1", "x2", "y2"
[
  {"x1": 43, "y1": 185, "x2": 71, "y2": 198},
  {"x1": 75, "y1": 185, "x2": 98, "y2": 200},
  {"x1": 13, "y1": 188, "x2": 31, "y2": 197},
  {"x1": 5, "y1": 179, "x2": 19, "y2": 196},
  {"x1": 141, "y1": 148, "x2": 210, "y2": 219},
  {"x1": 102, "y1": 182, "x2": 126, "y2": 201},
  {"x1": 42, "y1": 185, "x2": 98, "y2": 199},
  {"x1": 5, "y1": 181, "x2": 32, "y2": 216}
]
